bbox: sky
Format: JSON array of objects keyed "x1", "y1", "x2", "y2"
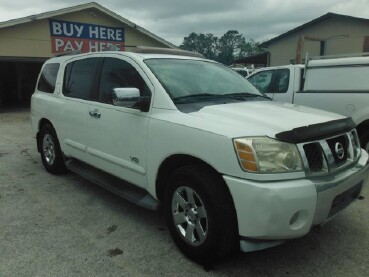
[{"x1": 0, "y1": 0, "x2": 369, "y2": 46}]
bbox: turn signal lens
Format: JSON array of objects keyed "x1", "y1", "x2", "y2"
[{"x1": 234, "y1": 140, "x2": 258, "y2": 172}]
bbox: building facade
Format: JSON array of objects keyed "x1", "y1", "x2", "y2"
[
  {"x1": 0, "y1": 2, "x2": 175, "y2": 106},
  {"x1": 260, "y1": 13, "x2": 369, "y2": 66}
]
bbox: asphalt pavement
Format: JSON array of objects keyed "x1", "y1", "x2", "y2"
[{"x1": 0, "y1": 109, "x2": 368, "y2": 276}]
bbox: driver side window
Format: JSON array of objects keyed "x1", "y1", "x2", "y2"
[
  {"x1": 248, "y1": 69, "x2": 290, "y2": 94},
  {"x1": 98, "y1": 58, "x2": 151, "y2": 104},
  {"x1": 248, "y1": 70, "x2": 273, "y2": 93}
]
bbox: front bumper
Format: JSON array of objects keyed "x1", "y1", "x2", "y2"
[{"x1": 224, "y1": 150, "x2": 369, "y2": 251}]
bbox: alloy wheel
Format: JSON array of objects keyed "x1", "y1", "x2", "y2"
[{"x1": 171, "y1": 186, "x2": 208, "y2": 246}]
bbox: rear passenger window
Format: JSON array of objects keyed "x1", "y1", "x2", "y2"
[
  {"x1": 63, "y1": 58, "x2": 100, "y2": 100},
  {"x1": 37, "y1": 63, "x2": 60, "y2": 93},
  {"x1": 275, "y1": 69, "x2": 290, "y2": 93}
]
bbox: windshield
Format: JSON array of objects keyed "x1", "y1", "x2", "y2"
[{"x1": 144, "y1": 58, "x2": 264, "y2": 103}]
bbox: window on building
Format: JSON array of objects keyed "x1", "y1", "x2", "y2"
[
  {"x1": 363, "y1": 36, "x2": 369, "y2": 52},
  {"x1": 320, "y1": 41, "x2": 326, "y2": 56}
]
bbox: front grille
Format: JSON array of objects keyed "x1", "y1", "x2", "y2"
[
  {"x1": 298, "y1": 129, "x2": 360, "y2": 175},
  {"x1": 303, "y1": 143, "x2": 324, "y2": 172}
]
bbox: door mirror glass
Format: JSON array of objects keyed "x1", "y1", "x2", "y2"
[{"x1": 112, "y1": 88, "x2": 140, "y2": 108}]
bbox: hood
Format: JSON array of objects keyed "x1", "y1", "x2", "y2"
[{"x1": 184, "y1": 101, "x2": 346, "y2": 139}]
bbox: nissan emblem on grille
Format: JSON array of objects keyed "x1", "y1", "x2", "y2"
[{"x1": 335, "y1": 142, "x2": 345, "y2": 160}]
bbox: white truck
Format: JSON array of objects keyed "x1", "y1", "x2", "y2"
[
  {"x1": 247, "y1": 55, "x2": 369, "y2": 152},
  {"x1": 31, "y1": 48, "x2": 369, "y2": 263}
]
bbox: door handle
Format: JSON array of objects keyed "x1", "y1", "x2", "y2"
[{"x1": 89, "y1": 110, "x2": 101, "y2": 118}]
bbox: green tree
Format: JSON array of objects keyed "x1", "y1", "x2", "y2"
[
  {"x1": 180, "y1": 30, "x2": 263, "y2": 65},
  {"x1": 180, "y1": 32, "x2": 218, "y2": 60},
  {"x1": 240, "y1": 39, "x2": 263, "y2": 57},
  {"x1": 217, "y1": 30, "x2": 246, "y2": 65}
]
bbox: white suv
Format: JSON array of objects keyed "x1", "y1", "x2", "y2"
[{"x1": 31, "y1": 48, "x2": 369, "y2": 262}]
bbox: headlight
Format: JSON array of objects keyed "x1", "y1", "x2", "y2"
[{"x1": 234, "y1": 137, "x2": 303, "y2": 173}]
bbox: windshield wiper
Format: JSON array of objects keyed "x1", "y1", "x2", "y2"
[
  {"x1": 172, "y1": 93, "x2": 221, "y2": 103},
  {"x1": 173, "y1": 92, "x2": 271, "y2": 104},
  {"x1": 222, "y1": 92, "x2": 271, "y2": 100}
]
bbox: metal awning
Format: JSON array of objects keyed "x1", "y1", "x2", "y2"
[{"x1": 0, "y1": 56, "x2": 48, "y2": 63}]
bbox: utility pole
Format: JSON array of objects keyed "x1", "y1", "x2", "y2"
[
  {"x1": 295, "y1": 35, "x2": 304, "y2": 64},
  {"x1": 295, "y1": 35, "x2": 325, "y2": 64}
]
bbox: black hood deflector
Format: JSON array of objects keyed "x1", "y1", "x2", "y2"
[{"x1": 275, "y1": 118, "x2": 356, "y2": 143}]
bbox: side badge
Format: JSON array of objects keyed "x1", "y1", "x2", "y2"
[{"x1": 130, "y1": 156, "x2": 139, "y2": 164}]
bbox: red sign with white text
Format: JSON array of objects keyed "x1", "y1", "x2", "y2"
[{"x1": 51, "y1": 37, "x2": 125, "y2": 53}]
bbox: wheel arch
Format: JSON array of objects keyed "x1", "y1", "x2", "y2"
[
  {"x1": 356, "y1": 119, "x2": 369, "y2": 138},
  {"x1": 356, "y1": 119, "x2": 369, "y2": 151},
  {"x1": 155, "y1": 154, "x2": 232, "y2": 203},
  {"x1": 159, "y1": 155, "x2": 240, "y2": 260}
]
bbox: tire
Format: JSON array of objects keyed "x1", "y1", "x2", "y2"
[
  {"x1": 164, "y1": 165, "x2": 238, "y2": 263},
  {"x1": 359, "y1": 130, "x2": 369, "y2": 153},
  {"x1": 39, "y1": 124, "x2": 67, "y2": 174}
]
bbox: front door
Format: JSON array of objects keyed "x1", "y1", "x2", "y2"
[
  {"x1": 86, "y1": 56, "x2": 153, "y2": 188},
  {"x1": 248, "y1": 68, "x2": 295, "y2": 103}
]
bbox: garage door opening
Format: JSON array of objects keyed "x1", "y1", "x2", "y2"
[{"x1": 0, "y1": 60, "x2": 44, "y2": 109}]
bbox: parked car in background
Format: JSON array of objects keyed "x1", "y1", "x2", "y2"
[
  {"x1": 231, "y1": 67, "x2": 250, "y2": 77},
  {"x1": 247, "y1": 55, "x2": 369, "y2": 152},
  {"x1": 31, "y1": 48, "x2": 369, "y2": 263}
]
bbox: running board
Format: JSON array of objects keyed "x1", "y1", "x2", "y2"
[{"x1": 65, "y1": 159, "x2": 159, "y2": 211}]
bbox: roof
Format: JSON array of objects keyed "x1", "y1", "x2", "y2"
[
  {"x1": 260, "y1": 12, "x2": 369, "y2": 48},
  {"x1": 0, "y1": 2, "x2": 177, "y2": 49}
]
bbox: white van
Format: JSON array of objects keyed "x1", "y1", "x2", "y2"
[{"x1": 248, "y1": 54, "x2": 369, "y2": 152}]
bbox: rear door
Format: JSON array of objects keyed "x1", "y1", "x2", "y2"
[{"x1": 57, "y1": 56, "x2": 102, "y2": 162}]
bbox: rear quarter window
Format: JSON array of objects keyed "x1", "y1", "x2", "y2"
[{"x1": 37, "y1": 63, "x2": 60, "y2": 93}]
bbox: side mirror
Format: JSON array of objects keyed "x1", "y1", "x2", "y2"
[{"x1": 112, "y1": 88, "x2": 140, "y2": 108}]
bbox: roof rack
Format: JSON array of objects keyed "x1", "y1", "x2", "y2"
[
  {"x1": 131, "y1": 46, "x2": 205, "y2": 58},
  {"x1": 303, "y1": 51, "x2": 369, "y2": 74},
  {"x1": 54, "y1": 50, "x2": 82, "y2": 57},
  {"x1": 52, "y1": 47, "x2": 206, "y2": 58},
  {"x1": 309, "y1": 52, "x2": 369, "y2": 61}
]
